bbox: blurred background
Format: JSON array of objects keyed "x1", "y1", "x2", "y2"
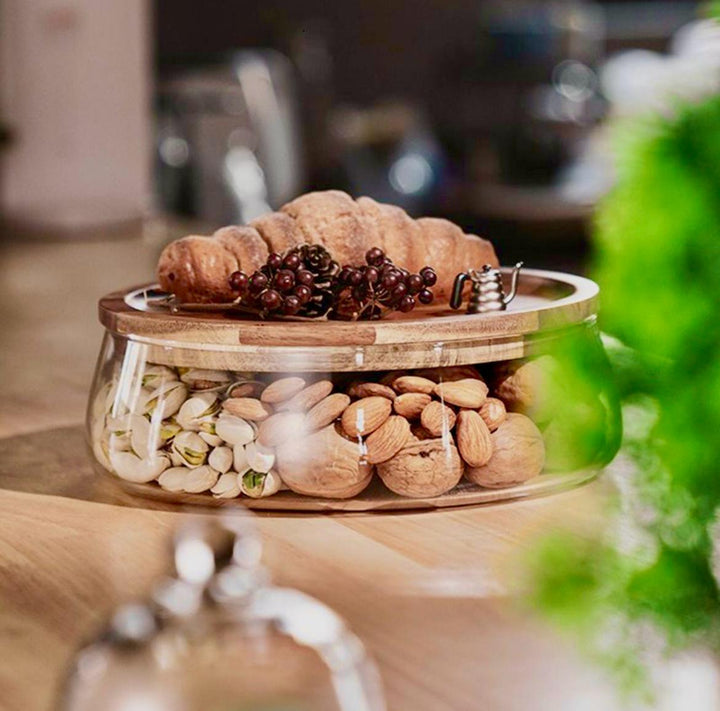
[{"x1": 0, "y1": 0, "x2": 713, "y2": 272}]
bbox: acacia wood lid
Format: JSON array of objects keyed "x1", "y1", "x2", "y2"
[{"x1": 98, "y1": 268, "x2": 598, "y2": 371}]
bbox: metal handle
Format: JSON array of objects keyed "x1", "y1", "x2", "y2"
[
  {"x1": 450, "y1": 272, "x2": 469, "y2": 310},
  {"x1": 503, "y1": 262, "x2": 524, "y2": 306}
]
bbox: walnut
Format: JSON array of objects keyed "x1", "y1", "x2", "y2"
[
  {"x1": 464, "y1": 413, "x2": 545, "y2": 488},
  {"x1": 275, "y1": 424, "x2": 372, "y2": 499},
  {"x1": 492, "y1": 356, "x2": 560, "y2": 426},
  {"x1": 377, "y1": 439, "x2": 463, "y2": 498}
]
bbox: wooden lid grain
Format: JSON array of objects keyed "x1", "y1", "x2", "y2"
[{"x1": 98, "y1": 269, "x2": 598, "y2": 371}]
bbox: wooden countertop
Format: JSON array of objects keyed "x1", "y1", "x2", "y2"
[{"x1": 0, "y1": 228, "x2": 620, "y2": 710}]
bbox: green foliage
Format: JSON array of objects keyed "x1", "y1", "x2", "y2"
[
  {"x1": 529, "y1": 94, "x2": 720, "y2": 697},
  {"x1": 597, "y1": 96, "x2": 720, "y2": 541}
]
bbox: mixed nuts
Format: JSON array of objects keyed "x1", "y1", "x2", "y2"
[{"x1": 90, "y1": 359, "x2": 556, "y2": 501}]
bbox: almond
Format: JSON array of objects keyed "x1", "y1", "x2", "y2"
[
  {"x1": 478, "y1": 397, "x2": 507, "y2": 432},
  {"x1": 305, "y1": 393, "x2": 350, "y2": 431},
  {"x1": 456, "y1": 410, "x2": 493, "y2": 467},
  {"x1": 410, "y1": 424, "x2": 437, "y2": 441},
  {"x1": 260, "y1": 376, "x2": 307, "y2": 404},
  {"x1": 416, "y1": 366, "x2": 484, "y2": 383},
  {"x1": 223, "y1": 397, "x2": 273, "y2": 421},
  {"x1": 275, "y1": 380, "x2": 333, "y2": 412},
  {"x1": 393, "y1": 392, "x2": 432, "y2": 419},
  {"x1": 341, "y1": 396, "x2": 392, "y2": 437},
  {"x1": 347, "y1": 381, "x2": 396, "y2": 400},
  {"x1": 421, "y1": 400, "x2": 456, "y2": 437},
  {"x1": 391, "y1": 375, "x2": 436, "y2": 395},
  {"x1": 257, "y1": 412, "x2": 306, "y2": 447},
  {"x1": 434, "y1": 378, "x2": 488, "y2": 408},
  {"x1": 365, "y1": 416, "x2": 411, "y2": 464}
]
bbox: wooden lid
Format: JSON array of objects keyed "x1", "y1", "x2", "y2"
[{"x1": 98, "y1": 268, "x2": 598, "y2": 371}]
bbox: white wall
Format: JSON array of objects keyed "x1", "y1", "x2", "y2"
[{"x1": 0, "y1": 0, "x2": 151, "y2": 229}]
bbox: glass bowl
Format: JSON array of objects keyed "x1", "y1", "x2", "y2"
[{"x1": 87, "y1": 269, "x2": 620, "y2": 511}]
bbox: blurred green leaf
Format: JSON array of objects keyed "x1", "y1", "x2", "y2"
[{"x1": 530, "y1": 93, "x2": 720, "y2": 698}]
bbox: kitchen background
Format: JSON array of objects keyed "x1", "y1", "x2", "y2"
[{"x1": 0, "y1": 0, "x2": 709, "y2": 271}]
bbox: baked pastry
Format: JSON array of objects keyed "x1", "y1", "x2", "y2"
[{"x1": 157, "y1": 190, "x2": 498, "y2": 303}]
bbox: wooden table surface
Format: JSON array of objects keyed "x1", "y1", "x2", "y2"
[{"x1": 0, "y1": 227, "x2": 620, "y2": 710}]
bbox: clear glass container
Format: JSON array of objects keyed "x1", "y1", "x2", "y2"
[
  {"x1": 87, "y1": 270, "x2": 621, "y2": 510},
  {"x1": 60, "y1": 518, "x2": 386, "y2": 711}
]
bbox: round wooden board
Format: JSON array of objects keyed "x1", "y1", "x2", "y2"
[{"x1": 98, "y1": 269, "x2": 599, "y2": 371}]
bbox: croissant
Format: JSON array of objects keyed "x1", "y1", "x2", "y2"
[{"x1": 157, "y1": 190, "x2": 498, "y2": 304}]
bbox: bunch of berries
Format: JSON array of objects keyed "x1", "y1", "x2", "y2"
[
  {"x1": 229, "y1": 246, "x2": 436, "y2": 320},
  {"x1": 332, "y1": 247, "x2": 436, "y2": 320},
  {"x1": 229, "y1": 244, "x2": 338, "y2": 317}
]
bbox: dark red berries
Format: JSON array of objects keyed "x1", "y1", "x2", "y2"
[{"x1": 229, "y1": 245, "x2": 436, "y2": 320}]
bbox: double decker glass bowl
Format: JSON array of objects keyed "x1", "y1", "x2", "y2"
[{"x1": 87, "y1": 269, "x2": 620, "y2": 511}]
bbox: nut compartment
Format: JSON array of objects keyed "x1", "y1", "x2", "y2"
[{"x1": 87, "y1": 269, "x2": 620, "y2": 510}]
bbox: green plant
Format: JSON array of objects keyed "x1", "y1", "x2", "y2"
[{"x1": 528, "y1": 93, "x2": 720, "y2": 697}]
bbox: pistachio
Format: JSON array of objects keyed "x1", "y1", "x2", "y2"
[
  {"x1": 109, "y1": 451, "x2": 170, "y2": 483},
  {"x1": 91, "y1": 381, "x2": 114, "y2": 420},
  {"x1": 143, "y1": 381, "x2": 187, "y2": 420},
  {"x1": 180, "y1": 368, "x2": 231, "y2": 392},
  {"x1": 183, "y1": 465, "x2": 220, "y2": 493},
  {"x1": 127, "y1": 387, "x2": 152, "y2": 416},
  {"x1": 108, "y1": 431, "x2": 131, "y2": 452},
  {"x1": 176, "y1": 393, "x2": 221, "y2": 431},
  {"x1": 159, "y1": 418, "x2": 182, "y2": 443},
  {"x1": 112, "y1": 376, "x2": 146, "y2": 417},
  {"x1": 103, "y1": 380, "x2": 129, "y2": 417},
  {"x1": 92, "y1": 421, "x2": 113, "y2": 471},
  {"x1": 106, "y1": 414, "x2": 130, "y2": 433},
  {"x1": 215, "y1": 414, "x2": 255, "y2": 446},
  {"x1": 208, "y1": 446, "x2": 233, "y2": 474},
  {"x1": 211, "y1": 472, "x2": 242, "y2": 499},
  {"x1": 141, "y1": 365, "x2": 177, "y2": 389},
  {"x1": 129, "y1": 414, "x2": 162, "y2": 459},
  {"x1": 233, "y1": 443, "x2": 249, "y2": 473},
  {"x1": 226, "y1": 380, "x2": 265, "y2": 399},
  {"x1": 240, "y1": 469, "x2": 282, "y2": 498},
  {"x1": 197, "y1": 419, "x2": 222, "y2": 446},
  {"x1": 198, "y1": 430, "x2": 223, "y2": 447},
  {"x1": 158, "y1": 467, "x2": 189, "y2": 492},
  {"x1": 245, "y1": 441, "x2": 275, "y2": 473},
  {"x1": 171, "y1": 431, "x2": 209, "y2": 468}
]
